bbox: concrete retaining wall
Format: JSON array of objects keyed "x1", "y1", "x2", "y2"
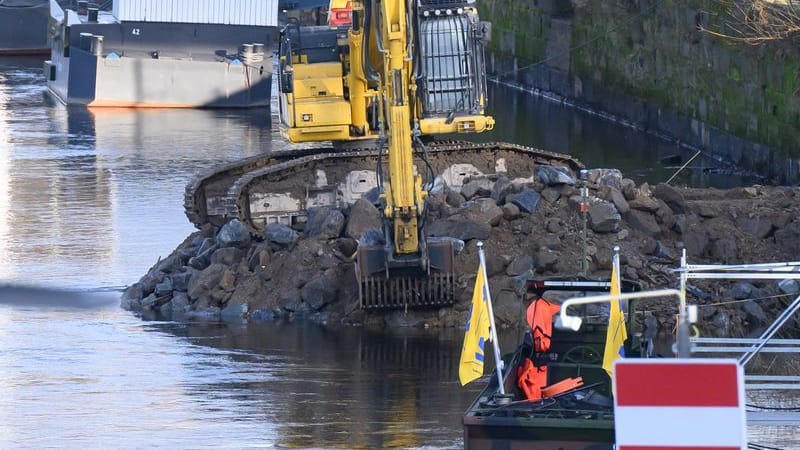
[{"x1": 477, "y1": 0, "x2": 800, "y2": 183}]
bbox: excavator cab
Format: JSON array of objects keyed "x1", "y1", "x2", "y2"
[{"x1": 277, "y1": 24, "x2": 353, "y2": 142}]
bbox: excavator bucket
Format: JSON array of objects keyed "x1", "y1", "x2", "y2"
[{"x1": 356, "y1": 239, "x2": 456, "y2": 309}]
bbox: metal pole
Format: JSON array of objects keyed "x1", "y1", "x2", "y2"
[
  {"x1": 477, "y1": 241, "x2": 505, "y2": 395},
  {"x1": 559, "y1": 289, "x2": 682, "y2": 331},
  {"x1": 677, "y1": 249, "x2": 691, "y2": 358},
  {"x1": 665, "y1": 149, "x2": 702, "y2": 185},
  {"x1": 580, "y1": 170, "x2": 589, "y2": 276},
  {"x1": 740, "y1": 293, "x2": 800, "y2": 366}
]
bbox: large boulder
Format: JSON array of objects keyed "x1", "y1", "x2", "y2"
[
  {"x1": 247, "y1": 242, "x2": 271, "y2": 271},
  {"x1": 624, "y1": 210, "x2": 661, "y2": 236},
  {"x1": 305, "y1": 207, "x2": 346, "y2": 240},
  {"x1": 742, "y1": 300, "x2": 768, "y2": 328},
  {"x1": 621, "y1": 178, "x2": 637, "y2": 200},
  {"x1": 217, "y1": 219, "x2": 251, "y2": 248},
  {"x1": 345, "y1": 198, "x2": 383, "y2": 240},
  {"x1": 445, "y1": 189, "x2": 466, "y2": 207},
  {"x1": 683, "y1": 231, "x2": 709, "y2": 257},
  {"x1": 120, "y1": 284, "x2": 143, "y2": 311},
  {"x1": 156, "y1": 251, "x2": 190, "y2": 274},
  {"x1": 278, "y1": 289, "x2": 305, "y2": 313},
  {"x1": 265, "y1": 223, "x2": 300, "y2": 246},
  {"x1": 427, "y1": 219, "x2": 490, "y2": 241},
  {"x1": 170, "y1": 269, "x2": 196, "y2": 292},
  {"x1": 460, "y1": 178, "x2": 494, "y2": 199},
  {"x1": 506, "y1": 255, "x2": 534, "y2": 276},
  {"x1": 140, "y1": 271, "x2": 165, "y2": 296},
  {"x1": 502, "y1": 202, "x2": 521, "y2": 220},
  {"x1": 534, "y1": 248, "x2": 559, "y2": 272},
  {"x1": 654, "y1": 199, "x2": 675, "y2": 229},
  {"x1": 210, "y1": 247, "x2": 244, "y2": 266},
  {"x1": 736, "y1": 217, "x2": 774, "y2": 239},
  {"x1": 141, "y1": 293, "x2": 158, "y2": 310},
  {"x1": 154, "y1": 278, "x2": 173, "y2": 296},
  {"x1": 428, "y1": 198, "x2": 503, "y2": 241},
  {"x1": 628, "y1": 196, "x2": 660, "y2": 213},
  {"x1": 730, "y1": 282, "x2": 754, "y2": 300},
  {"x1": 778, "y1": 279, "x2": 800, "y2": 295},
  {"x1": 588, "y1": 168, "x2": 622, "y2": 190},
  {"x1": 540, "y1": 186, "x2": 561, "y2": 204},
  {"x1": 508, "y1": 190, "x2": 541, "y2": 214},
  {"x1": 491, "y1": 176, "x2": 514, "y2": 204},
  {"x1": 196, "y1": 237, "x2": 217, "y2": 256},
  {"x1": 187, "y1": 263, "x2": 228, "y2": 300},
  {"x1": 710, "y1": 238, "x2": 738, "y2": 264},
  {"x1": 359, "y1": 228, "x2": 386, "y2": 246},
  {"x1": 461, "y1": 198, "x2": 504, "y2": 225},
  {"x1": 673, "y1": 214, "x2": 701, "y2": 235},
  {"x1": 653, "y1": 183, "x2": 687, "y2": 214},
  {"x1": 535, "y1": 166, "x2": 575, "y2": 186},
  {"x1": 300, "y1": 275, "x2": 338, "y2": 310},
  {"x1": 221, "y1": 297, "x2": 249, "y2": 321},
  {"x1": 607, "y1": 187, "x2": 630, "y2": 214},
  {"x1": 774, "y1": 220, "x2": 800, "y2": 253},
  {"x1": 188, "y1": 242, "x2": 218, "y2": 270},
  {"x1": 587, "y1": 201, "x2": 621, "y2": 233},
  {"x1": 170, "y1": 292, "x2": 190, "y2": 316}
]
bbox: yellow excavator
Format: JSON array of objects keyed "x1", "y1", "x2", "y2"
[{"x1": 277, "y1": 0, "x2": 494, "y2": 305}]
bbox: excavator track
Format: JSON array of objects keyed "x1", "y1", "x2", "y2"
[
  {"x1": 184, "y1": 140, "x2": 584, "y2": 233},
  {"x1": 184, "y1": 140, "x2": 583, "y2": 309}
]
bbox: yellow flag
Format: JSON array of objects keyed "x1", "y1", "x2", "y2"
[
  {"x1": 459, "y1": 263, "x2": 491, "y2": 386},
  {"x1": 602, "y1": 257, "x2": 627, "y2": 379}
]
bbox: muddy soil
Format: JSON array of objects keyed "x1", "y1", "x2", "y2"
[{"x1": 122, "y1": 166, "x2": 800, "y2": 341}]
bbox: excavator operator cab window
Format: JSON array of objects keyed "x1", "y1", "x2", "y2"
[
  {"x1": 280, "y1": 25, "x2": 342, "y2": 64},
  {"x1": 279, "y1": 24, "x2": 345, "y2": 94}
]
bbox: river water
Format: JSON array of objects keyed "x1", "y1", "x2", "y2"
[{"x1": 0, "y1": 56, "x2": 794, "y2": 449}]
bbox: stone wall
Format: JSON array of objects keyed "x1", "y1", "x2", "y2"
[{"x1": 477, "y1": 0, "x2": 800, "y2": 183}]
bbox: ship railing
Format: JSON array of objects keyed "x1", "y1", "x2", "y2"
[
  {"x1": 558, "y1": 253, "x2": 800, "y2": 390},
  {"x1": 672, "y1": 252, "x2": 800, "y2": 388}
]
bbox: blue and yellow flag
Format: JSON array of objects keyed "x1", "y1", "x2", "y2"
[
  {"x1": 459, "y1": 263, "x2": 491, "y2": 385},
  {"x1": 602, "y1": 254, "x2": 627, "y2": 379}
]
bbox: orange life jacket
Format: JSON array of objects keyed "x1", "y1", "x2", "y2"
[
  {"x1": 526, "y1": 298, "x2": 561, "y2": 353},
  {"x1": 516, "y1": 357, "x2": 547, "y2": 401}
]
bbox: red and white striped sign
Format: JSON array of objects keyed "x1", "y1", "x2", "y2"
[{"x1": 613, "y1": 359, "x2": 746, "y2": 450}]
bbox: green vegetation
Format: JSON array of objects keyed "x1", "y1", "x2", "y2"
[{"x1": 477, "y1": 0, "x2": 800, "y2": 157}]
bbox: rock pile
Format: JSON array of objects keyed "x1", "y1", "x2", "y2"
[{"x1": 122, "y1": 166, "x2": 800, "y2": 336}]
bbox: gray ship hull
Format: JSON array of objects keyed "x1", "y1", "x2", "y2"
[
  {"x1": 46, "y1": 18, "x2": 273, "y2": 108},
  {"x1": 0, "y1": 0, "x2": 50, "y2": 55}
]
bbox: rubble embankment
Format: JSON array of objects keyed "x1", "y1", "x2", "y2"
[{"x1": 121, "y1": 166, "x2": 800, "y2": 335}]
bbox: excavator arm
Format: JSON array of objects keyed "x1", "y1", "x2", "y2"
[{"x1": 372, "y1": 0, "x2": 424, "y2": 258}]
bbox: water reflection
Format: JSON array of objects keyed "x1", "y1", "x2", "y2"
[
  {"x1": 171, "y1": 322, "x2": 482, "y2": 449},
  {"x1": 478, "y1": 82, "x2": 758, "y2": 188},
  {"x1": 0, "y1": 296, "x2": 795, "y2": 449},
  {"x1": 0, "y1": 57, "x2": 273, "y2": 289}
]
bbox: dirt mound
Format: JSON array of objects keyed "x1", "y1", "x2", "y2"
[{"x1": 122, "y1": 169, "x2": 800, "y2": 337}]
